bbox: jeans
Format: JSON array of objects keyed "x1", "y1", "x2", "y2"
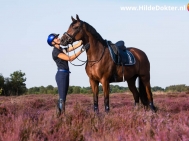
[{"x1": 55, "y1": 71, "x2": 69, "y2": 101}]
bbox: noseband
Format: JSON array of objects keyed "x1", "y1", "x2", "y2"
[{"x1": 63, "y1": 21, "x2": 83, "y2": 44}]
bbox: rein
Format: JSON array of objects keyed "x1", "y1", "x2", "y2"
[
  {"x1": 87, "y1": 45, "x2": 106, "y2": 67},
  {"x1": 68, "y1": 44, "x2": 106, "y2": 67},
  {"x1": 67, "y1": 45, "x2": 87, "y2": 66}
]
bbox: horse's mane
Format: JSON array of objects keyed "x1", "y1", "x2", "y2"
[{"x1": 83, "y1": 21, "x2": 106, "y2": 46}]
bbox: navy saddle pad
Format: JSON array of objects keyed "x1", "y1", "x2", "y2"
[{"x1": 106, "y1": 40, "x2": 136, "y2": 65}]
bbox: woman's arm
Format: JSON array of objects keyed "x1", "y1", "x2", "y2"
[
  {"x1": 58, "y1": 43, "x2": 90, "y2": 62},
  {"x1": 67, "y1": 40, "x2": 83, "y2": 52},
  {"x1": 57, "y1": 50, "x2": 82, "y2": 62}
]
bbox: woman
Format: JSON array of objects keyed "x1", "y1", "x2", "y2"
[{"x1": 47, "y1": 33, "x2": 89, "y2": 116}]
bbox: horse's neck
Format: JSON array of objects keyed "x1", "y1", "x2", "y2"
[
  {"x1": 87, "y1": 37, "x2": 104, "y2": 60},
  {"x1": 83, "y1": 28, "x2": 105, "y2": 61}
]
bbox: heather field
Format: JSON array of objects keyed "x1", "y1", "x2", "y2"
[{"x1": 0, "y1": 93, "x2": 189, "y2": 141}]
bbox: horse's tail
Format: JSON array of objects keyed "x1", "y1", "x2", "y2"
[{"x1": 138, "y1": 77, "x2": 149, "y2": 106}]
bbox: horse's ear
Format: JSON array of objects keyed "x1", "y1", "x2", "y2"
[
  {"x1": 71, "y1": 16, "x2": 76, "y2": 22},
  {"x1": 76, "y1": 14, "x2": 80, "y2": 21}
]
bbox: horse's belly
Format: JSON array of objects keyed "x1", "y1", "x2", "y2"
[{"x1": 111, "y1": 65, "x2": 137, "y2": 82}]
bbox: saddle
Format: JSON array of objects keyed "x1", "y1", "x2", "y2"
[{"x1": 106, "y1": 40, "x2": 135, "y2": 66}]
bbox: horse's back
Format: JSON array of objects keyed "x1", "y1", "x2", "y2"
[
  {"x1": 127, "y1": 47, "x2": 150, "y2": 63},
  {"x1": 127, "y1": 47, "x2": 150, "y2": 73}
]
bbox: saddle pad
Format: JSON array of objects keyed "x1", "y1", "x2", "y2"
[
  {"x1": 107, "y1": 41, "x2": 136, "y2": 66},
  {"x1": 125, "y1": 50, "x2": 136, "y2": 65}
]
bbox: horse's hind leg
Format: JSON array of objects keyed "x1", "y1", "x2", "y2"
[
  {"x1": 127, "y1": 75, "x2": 140, "y2": 110},
  {"x1": 140, "y1": 75, "x2": 157, "y2": 112},
  {"x1": 89, "y1": 79, "x2": 99, "y2": 113}
]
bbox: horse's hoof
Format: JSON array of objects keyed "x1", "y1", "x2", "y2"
[
  {"x1": 134, "y1": 103, "x2": 140, "y2": 110},
  {"x1": 94, "y1": 109, "x2": 99, "y2": 114},
  {"x1": 149, "y1": 103, "x2": 157, "y2": 113},
  {"x1": 94, "y1": 106, "x2": 99, "y2": 114},
  {"x1": 105, "y1": 106, "x2": 110, "y2": 113},
  {"x1": 151, "y1": 106, "x2": 157, "y2": 113},
  {"x1": 105, "y1": 110, "x2": 109, "y2": 113}
]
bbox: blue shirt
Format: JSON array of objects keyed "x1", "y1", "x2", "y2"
[{"x1": 52, "y1": 47, "x2": 69, "y2": 70}]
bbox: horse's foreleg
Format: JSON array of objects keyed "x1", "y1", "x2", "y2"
[
  {"x1": 102, "y1": 79, "x2": 110, "y2": 112},
  {"x1": 89, "y1": 79, "x2": 99, "y2": 113}
]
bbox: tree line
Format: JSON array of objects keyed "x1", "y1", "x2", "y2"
[
  {"x1": 151, "y1": 85, "x2": 189, "y2": 92},
  {"x1": 26, "y1": 85, "x2": 189, "y2": 95},
  {"x1": 0, "y1": 71, "x2": 27, "y2": 96},
  {"x1": 27, "y1": 85, "x2": 129, "y2": 95},
  {"x1": 0, "y1": 71, "x2": 189, "y2": 96}
]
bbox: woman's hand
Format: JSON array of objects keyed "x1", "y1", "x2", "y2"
[
  {"x1": 77, "y1": 40, "x2": 83, "y2": 47},
  {"x1": 67, "y1": 40, "x2": 83, "y2": 52},
  {"x1": 81, "y1": 43, "x2": 90, "y2": 52}
]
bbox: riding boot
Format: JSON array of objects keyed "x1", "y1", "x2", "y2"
[
  {"x1": 56, "y1": 99, "x2": 65, "y2": 117},
  {"x1": 62, "y1": 101, "x2": 65, "y2": 113}
]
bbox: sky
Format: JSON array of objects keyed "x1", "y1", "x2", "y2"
[{"x1": 0, "y1": 0, "x2": 188, "y2": 89}]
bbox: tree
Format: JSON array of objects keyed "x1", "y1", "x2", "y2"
[
  {"x1": 73, "y1": 86, "x2": 81, "y2": 94},
  {"x1": 165, "y1": 84, "x2": 189, "y2": 92},
  {"x1": 80, "y1": 87, "x2": 88, "y2": 94},
  {"x1": 46, "y1": 85, "x2": 54, "y2": 94},
  {"x1": 151, "y1": 86, "x2": 164, "y2": 92},
  {"x1": 99, "y1": 85, "x2": 103, "y2": 94},
  {"x1": 53, "y1": 87, "x2": 58, "y2": 94},
  {"x1": 0, "y1": 74, "x2": 4, "y2": 87},
  {"x1": 10, "y1": 70, "x2": 27, "y2": 95},
  {"x1": 4, "y1": 77, "x2": 13, "y2": 96},
  {"x1": 29, "y1": 87, "x2": 40, "y2": 94},
  {"x1": 39, "y1": 86, "x2": 47, "y2": 94},
  {"x1": 68, "y1": 86, "x2": 73, "y2": 94},
  {"x1": 46, "y1": 85, "x2": 54, "y2": 90},
  {"x1": 0, "y1": 88, "x2": 2, "y2": 95},
  {"x1": 0, "y1": 74, "x2": 4, "y2": 95}
]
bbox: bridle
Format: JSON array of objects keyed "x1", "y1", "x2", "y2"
[
  {"x1": 63, "y1": 20, "x2": 106, "y2": 67},
  {"x1": 63, "y1": 21, "x2": 83, "y2": 45}
]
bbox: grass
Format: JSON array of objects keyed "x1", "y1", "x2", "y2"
[{"x1": 0, "y1": 92, "x2": 189, "y2": 141}]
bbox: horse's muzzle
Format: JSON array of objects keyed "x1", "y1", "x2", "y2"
[
  {"x1": 60, "y1": 32, "x2": 74, "y2": 46},
  {"x1": 60, "y1": 39, "x2": 67, "y2": 46}
]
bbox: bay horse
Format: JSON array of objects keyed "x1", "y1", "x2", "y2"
[{"x1": 60, "y1": 15, "x2": 157, "y2": 113}]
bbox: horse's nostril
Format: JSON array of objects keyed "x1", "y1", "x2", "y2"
[{"x1": 62, "y1": 39, "x2": 64, "y2": 43}]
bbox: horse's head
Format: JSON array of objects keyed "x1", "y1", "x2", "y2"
[{"x1": 60, "y1": 15, "x2": 84, "y2": 46}]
